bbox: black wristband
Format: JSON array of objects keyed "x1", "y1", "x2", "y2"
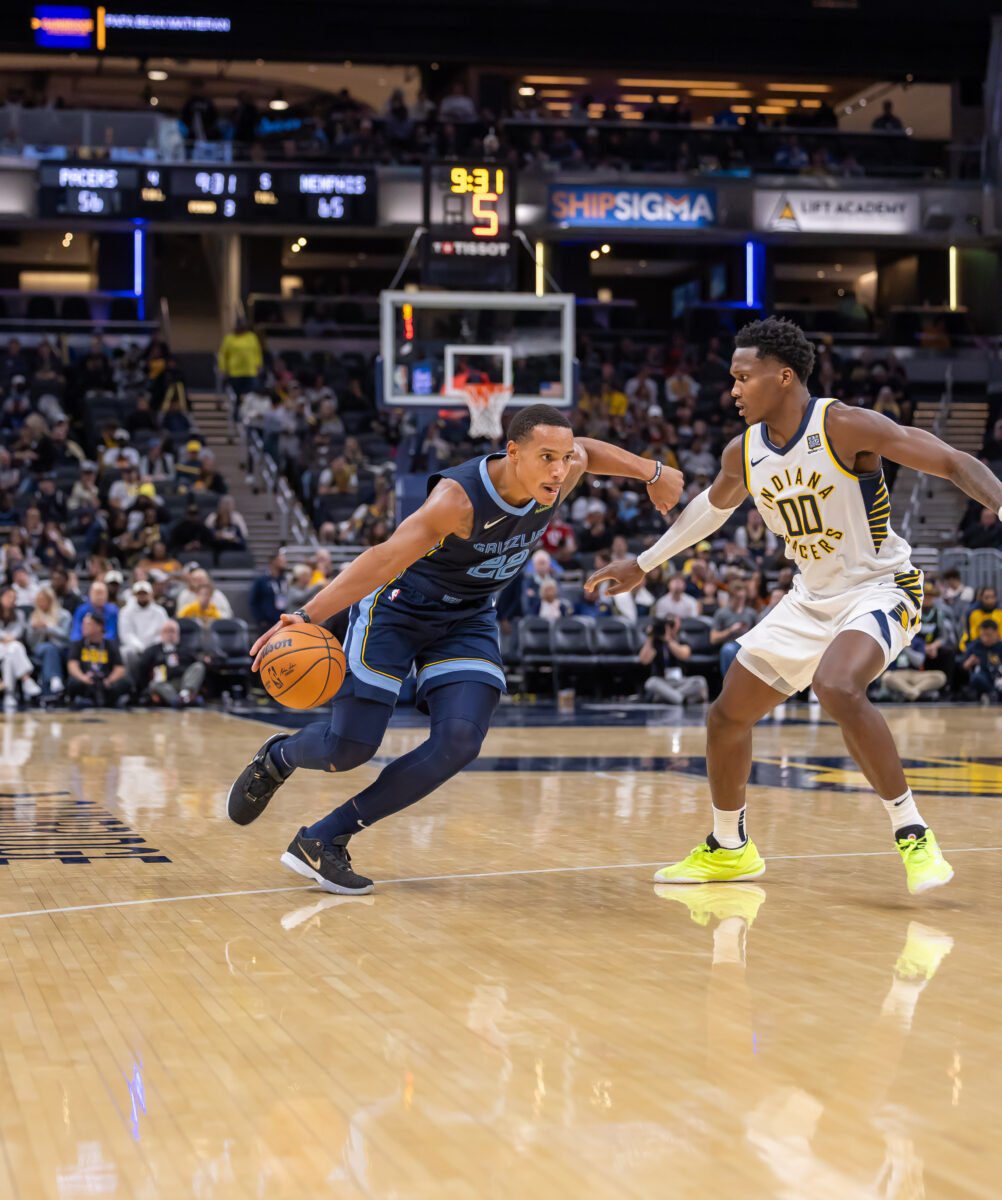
[
  {"x1": 647, "y1": 461, "x2": 662, "y2": 486},
  {"x1": 292, "y1": 608, "x2": 312, "y2": 623}
]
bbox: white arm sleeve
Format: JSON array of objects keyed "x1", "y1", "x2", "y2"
[{"x1": 636, "y1": 489, "x2": 739, "y2": 574}]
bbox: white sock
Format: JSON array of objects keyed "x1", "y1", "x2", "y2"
[
  {"x1": 713, "y1": 804, "x2": 747, "y2": 849},
  {"x1": 880, "y1": 975, "x2": 925, "y2": 1029},
  {"x1": 881, "y1": 788, "x2": 925, "y2": 836},
  {"x1": 712, "y1": 916, "x2": 747, "y2": 967}
]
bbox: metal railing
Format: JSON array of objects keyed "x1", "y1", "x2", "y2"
[
  {"x1": 280, "y1": 544, "x2": 365, "y2": 567},
  {"x1": 243, "y1": 424, "x2": 317, "y2": 548},
  {"x1": 900, "y1": 363, "x2": 953, "y2": 545}
]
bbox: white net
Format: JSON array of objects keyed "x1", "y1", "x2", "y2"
[{"x1": 460, "y1": 383, "x2": 512, "y2": 441}]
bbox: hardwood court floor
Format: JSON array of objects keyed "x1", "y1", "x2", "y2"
[{"x1": 0, "y1": 705, "x2": 1000, "y2": 1199}]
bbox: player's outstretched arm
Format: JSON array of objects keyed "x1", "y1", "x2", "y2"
[
  {"x1": 249, "y1": 480, "x2": 471, "y2": 667},
  {"x1": 573, "y1": 437, "x2": 685, "y2": 514},
  {"x1": 586, "y1": 436, "x2": 749, "y2": 595},
  {"x1": 828, "y1": 406, "x2": 1002, "y2": 515}
]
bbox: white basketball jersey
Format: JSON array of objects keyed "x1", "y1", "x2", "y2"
[{"x1": 743, "y1": 397, "x2": 915, "y2": 599}]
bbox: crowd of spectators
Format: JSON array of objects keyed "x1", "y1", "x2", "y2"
[
  {"x1": 2, "y1": 305, "x2": 999, "y2": 711},
  {"x1": 4, "y1": 78, "x2": 946, "y2": 179},
  {"x1": 232, "y1": 317, "x2": 1001, "y2": 705},
  {"x1": 0, "y1": 329, "x2": 264, "y2": 709}
]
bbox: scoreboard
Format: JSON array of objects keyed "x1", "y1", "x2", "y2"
[
  {"x1": 422, "y1": 162, "x2": 516, "y2": 289},
  {"x1": 38, "y1": 164, "x2": 378, "y2": 225},
  {"x1": 38, "y1": 164, "x2": 168, "y2": 218}
]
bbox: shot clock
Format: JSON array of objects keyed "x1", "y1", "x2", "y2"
[{"x1": 422, "y1": 162, "x2": 517, "y2": 289}]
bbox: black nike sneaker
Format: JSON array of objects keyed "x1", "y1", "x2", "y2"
[
  {"x1": 280, "y1": 828, "x2": 375, "y2": 895},
  {"x1": 226, "y1": 733, "x2": 291, "y2": 826}
]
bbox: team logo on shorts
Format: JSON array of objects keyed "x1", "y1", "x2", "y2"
[
  {"x1": 389, "y1": 589, "x2": 401, "y2": 601},
  {"x1": 807, "y1": 433, "x2": 822, "y2": 452}
]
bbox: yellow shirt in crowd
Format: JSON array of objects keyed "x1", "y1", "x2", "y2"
[
  {"x1": 961, "y1": 606, "x2": 1002, "y2": 650},
  {"x1": 217, "y1": 330, "x2": 263, "y2": 379},
  {"x1": 178, "y1": 601, "x2": 223, "y2": 622}
]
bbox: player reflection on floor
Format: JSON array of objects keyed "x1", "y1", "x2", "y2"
[{"x1": 657, "y1": 885, "x2": 953, "y2": 1197}]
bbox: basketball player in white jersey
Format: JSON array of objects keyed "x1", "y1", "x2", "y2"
[{"x1": 589, "y1": 317, "x2": 1002, "y2": 895}]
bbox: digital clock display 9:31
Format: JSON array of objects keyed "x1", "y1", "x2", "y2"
[{"x1": 427, "y1": 164, "x2": 513, "y2": 240}]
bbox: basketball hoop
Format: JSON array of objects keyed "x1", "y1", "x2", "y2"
[{"x1": 459, "y1": 381, "x2": 512, "y2": 441}]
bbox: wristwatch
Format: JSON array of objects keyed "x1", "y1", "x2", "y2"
[{"x1": 292, "y1": 608, "x2": 312, "y2": 623}]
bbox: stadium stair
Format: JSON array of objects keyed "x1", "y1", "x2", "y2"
[
  {"x1": 889, "y1": 395, "x2": 988, "y2": 551},
  {"x1": 187, "y1": 390, "x2": 286, "y2": 566}
]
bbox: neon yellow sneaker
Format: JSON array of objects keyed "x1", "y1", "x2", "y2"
[
  {"x1": 896, "y1": 828, "x2": 954, "y2": 895},
  {"x1": 653, "y1": 882, "x2": 766, "y2": 926},
  {"x1": 653, "y1": 838, "x2": 766, "y2": 885},
  {"x1": 894, "y1": 920, "x2": 953, "y2": 982}
]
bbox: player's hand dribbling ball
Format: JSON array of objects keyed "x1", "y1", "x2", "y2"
[{"x1": 257, "y1": 624, "x2": 346, "y2": 709}]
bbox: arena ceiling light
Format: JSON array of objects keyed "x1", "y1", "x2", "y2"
[
  {"x1": 522, "y1": 75, "x2": 589, "y2": 85},
  {"x1": 269, "y1": 93, "x2": 289, "y2": 111},
  {"x1": 540, "y1": 89, "x2": 573, "y2": 98},
  {"x1": 766, "y1": 82, "x2": 833, "y2": 92},
  {"x1": 756, "y1": 105, "x2": 789, "y2": 114},
  {"x1": 690, "y1": 89, "x2": 753, "y2": 98},
  {"x1": 147, "y1": 69, "x2": 168, "y2": 82},
  {"x1": 617, "y1": 78, "x2": 739, "y2": 89},
  {"x1": 517, "y1": 86, "x2": 536, "y2": 96},
  {"x1": 620, "y1": 94, "x2": 654, "y2": 103}
]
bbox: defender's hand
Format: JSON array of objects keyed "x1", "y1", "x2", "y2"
[
  {"x1": 250, "y1": 612, "x2": 304, "y2": 672},
  {"x1": 647, "y1": 465, "x2": 685, "y2": 515},
  {"x1": 586, "y1": 557, "x2": 646, "y2": 597}
]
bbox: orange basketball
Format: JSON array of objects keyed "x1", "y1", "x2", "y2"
[{"x1": 258, "y1": 624, "x2": 346, "y2": 710}]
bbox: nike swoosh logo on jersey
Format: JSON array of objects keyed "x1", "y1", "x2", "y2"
[
  {"x1": 484, "y1": 516, "x2": 507, "y2": 529},
  {"x1": 750, "y1": 456, "x2": 768, "y2": 467}
]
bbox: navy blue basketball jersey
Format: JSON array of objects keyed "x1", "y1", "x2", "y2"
[{"x1": 400, "y1": 453, "x2": 559, "y2": 603}]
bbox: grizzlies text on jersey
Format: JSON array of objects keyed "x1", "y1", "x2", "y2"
[
  {"x1": 342, "y1": 454, "x2": 559, "y2": 709},
  {"x1": 401, "y1": 453, "x2": 559, "y2": 604}
]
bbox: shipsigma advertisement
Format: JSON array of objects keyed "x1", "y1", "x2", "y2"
[{"x1": 548, "y1": 184, "x2": 717, "y2": 229}]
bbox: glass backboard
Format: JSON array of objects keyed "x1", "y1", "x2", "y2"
[{"x1": 378, "y1": 290, "x2": 576, "y2": 409}]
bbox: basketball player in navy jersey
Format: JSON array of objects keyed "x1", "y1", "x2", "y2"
[
  {"x1": 227, "y1": 404, "x2": 683, "y2": 893},
  {"x1": 590, "y1": 318, "x2": 1002, "y2": 895}
]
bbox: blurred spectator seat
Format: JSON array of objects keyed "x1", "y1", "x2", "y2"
[
  {"x1": 60, "y1": 297, "x2": 92, "y2": 322},
  {"x1": 593, "y1": 617, "x2": 645, "y2": 696},
  {"x1": 206, "y1": 618, "x2": 251, "y2": 690},
  {"x1": 176, "y1": 617, "x2": 205, "y2": 660},
  {"x1": 216, "y1": 549, "x2": 256, "y2": 570},
  {"x1": 26, "y1": 296, "x2": 57, "y2": 320},
  {"x1": 552, "y1": 616, "x2": 596, "y2": 691}
]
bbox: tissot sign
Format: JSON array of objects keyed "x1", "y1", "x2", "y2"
[
  {"x1": 549, "y1": 185, "x2": 716, "y2": 229},
  {"x1": 755, "y1": 190, "x2": 920, "y2": 235}
]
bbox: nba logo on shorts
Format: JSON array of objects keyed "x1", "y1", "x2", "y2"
[{"x1": 807, "y1": 433, "x2": 822, "y2": 452}]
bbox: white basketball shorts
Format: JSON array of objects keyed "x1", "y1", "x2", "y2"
[{"x1": 735, "y1": 572, "x2": 923, "y2": 696}]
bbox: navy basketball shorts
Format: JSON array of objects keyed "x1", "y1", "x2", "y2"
[{"x1": 341, "y1": 580, "x2": 506, "y2": 711}]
